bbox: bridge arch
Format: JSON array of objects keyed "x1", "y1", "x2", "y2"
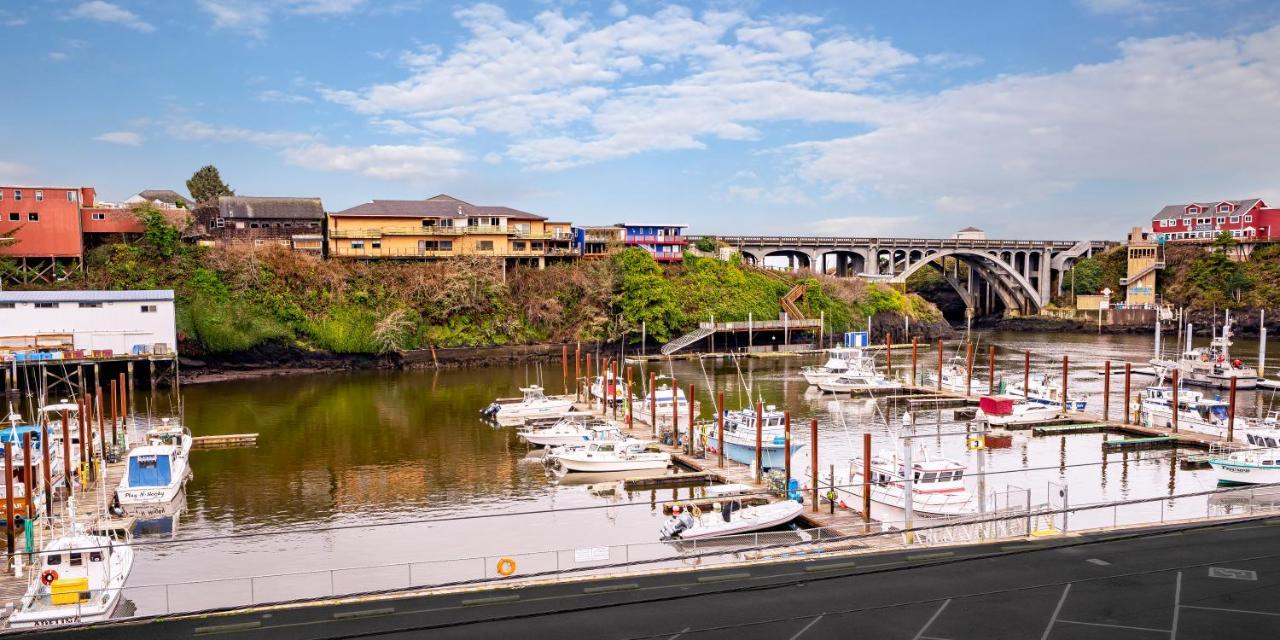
[
  {"x1": 763, "y1": 249, "x2": 814, "y2": 271},
  {"x1": 892, "y1": 248, "x2": 1044, "y2": 312},
  {"x1": 818, "y1": 249, "x2": 869, "y2": 276}
]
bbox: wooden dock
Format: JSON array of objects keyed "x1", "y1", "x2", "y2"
[{"x1": 192, "y1": 433, "x2": 259, "y2": 450}]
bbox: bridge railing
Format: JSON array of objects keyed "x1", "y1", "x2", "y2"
[{"x1": 689, "y1": 235, "x2": 1111, "y2": 250}]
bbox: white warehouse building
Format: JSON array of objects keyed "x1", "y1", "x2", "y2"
[{"x1": 0, "y1": 290, "x2": 177, "y2": 355}]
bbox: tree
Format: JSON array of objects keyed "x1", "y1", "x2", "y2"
[
  {"x1": 1167, "y1": 232, "x2": 1252, "y2": 309},
  {"x1": 611, "y1": 248, "x2": 684, "y2": 342},
  {"x1": 133, "y1": 203, "x2": 181, "y2": 259},
  {"x1": 1070, "y1": 257, "x2": 1103, "y2": 294},
  {"x1": 186, "y1": 165, "x2": 234, "y2": 204}
]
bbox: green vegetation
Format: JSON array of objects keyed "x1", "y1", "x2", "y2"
[
  {"x1": 1068, "y1": 248, "x2": 1127, "y2": 296},
  {"x1": 1163, "y1": 233, "x2": 1254, "y2": 309},
  {"x1": 185, "y1": 165, "x2": 234, "y2": 204},
  {"x1": 694, "y1": 236, "x2": 718, "y2": 253}
]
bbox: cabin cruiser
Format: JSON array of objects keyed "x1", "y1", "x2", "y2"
[
  {"x1": 0, "y1": 419, "x2": 63, "y2": 518},
  {"x1": 115, "y1": 424, "x2": 193, "y2": 506},
  {"x1": 829, "y1": 445, "x2": 975, "y2": 522},
  {"x1": 481, "y1": 386, "x2": 575, "y2": 427},
  {"x1": 1153, "y1": 312, "x2": 1258, "y2": 390},
  {"x1": 38, "y1": 401, "x2": 93, "y2": 467},
  {"x1": 931, "y1": 359, "x2": 989, "y2": 396},
  {"x1": 816, "y1": 373, "x2": 901, "y2": 394},
  {"x1": 7, "y1": 501, "x2": 134, "y2": 628},
  {"x1": 631, "y1": 383, "x2": 698, "y2": 429},
  {"x1": 659, "y1": 499, "x2": 804, "y2": 540},
  {"x1": 519, "y1": 413, "x2": 617, "y2": 447},
  {"x1": 1137, "y1": 385, "x2": 1244, "y2": 438},
  {"x1": 705, "y1": 405, "x2": 803, "y2": 470},
  {"x1": 1004, "y1": 374, "x2": 1086, "y2": 412},
  {"x1": 589, "y1": 373, "x2": 629, "y2": 406},
  {"x1": 801, "y1": 347, "x2": 876, "y2": 385},
  {"x1": 1209, "y1": 430, "x2": 1280, "y2": 485},
  {"x1": 547, "y1": 439, "x2": 671, "y2": 473},
  {"x1": 978, "y1": 396, "x2": 1061, "y2": 426}
]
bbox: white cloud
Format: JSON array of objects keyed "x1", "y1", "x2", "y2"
[
  {"x1": 165, "y1": 119, "x2": 315, "y2": 147},
  {"x1": 0, "y1": 161, "x2": 35, "y2": 182},
  {"x1": 197, "y1": 0, "x2": 270, "y2": 37},
  {"x1": 796, "y1": 215, "x2": 920, "y2": 236},
  {"x1": 4, "y1": 18, "x2": 28, "y2": 27},
  {"x1": 258, "y1": 89, "x2": 313, "y2": 103},
  {"x1": 288, "y1": 0, "x2": 365, "y2": 15},
  {"x1": 70, "y1": 1, "x2": 154, "y2": 33},
  {"x1": 94, "y1": 131, "x2": 143, "y2": 146},
  {"x1": 282, "y1": 143, "x2": 465, "y2": 181},
  {"x1": 1079, "y1": 0, "x2": 1161, "y2": 16},
  {"x1": 48, "y1": 52, "x2": 69, "y2": 61},
  {"x1": 607, "y1": 1, "x2": 627, "y2": 18}
]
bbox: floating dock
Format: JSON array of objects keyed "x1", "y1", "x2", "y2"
[{"x1": 192, "y1": 433, "x2": 259, "y2": 450}]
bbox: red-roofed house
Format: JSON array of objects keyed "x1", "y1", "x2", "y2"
[{"x1": 1150, "y1": 199, "x2": 1280, "y2": 243}]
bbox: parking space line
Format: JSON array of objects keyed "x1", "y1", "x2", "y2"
[
  {"x1": 1040, "y1": 583, "x2": 1072, "y2": 640},
  {"x1": 1059, "y1": 619, "x2": 1169, "y2": 633},
  {"x1": 788, "y1": 614, "x2": 824, "y2": 640},
  {"x1": 912, "y1": 599, "x2": 951, "y2": 640},
  {"x1": 1180, "y1": 604, "x2": 1280, "y2": 617},
  {"x1": 667, "y1": 626, "x2": 691, "y2": 639},
  {"x1": 1171, "y1": 571, "x2": 1182, "y2": 639}
]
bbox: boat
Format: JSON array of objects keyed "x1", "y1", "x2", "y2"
[
  {"x1": 800, "y1": 347, "x2": 876, "y2": 385},
  {"x1": 659, "y1": 498, "x2": 804, "y2": 540},
  {"x1": 481, "y1": 386, "x2": 576, "y2": 427},
  {"x1": 7, "y1": 500, "x2": 134, "y2": 628},
  {"x1": 1153, "y1": 311, "x2": 1258, "y2": 389},
  {"x1": 630, "y1": 383, "x2": 699, "y2": 429},
  {"x1": 1004, "y1": 374, "x2": 1087, "y2": 412},
  {"x1": 931, "y1": 359, "x2": 989, "y2": 395},
  {"x1": 830, "y1": 445, "x2": 975, "y2": 523},
  {"x1": 547, "y1": 439, "x2": 671, "y2": 473},
  {"x1": 978, "y1": 396, "x2": 1062, "y2": 426},
  {"x1": 115, "y1": 422, "x2": 193, "y2": 506},
  {"x1": 1209, "y1": 430, "x2": 1280, "y2": 485},
  {"x1": 589, "y1": 372, "x2": 629, "y2": 406},
  {"x1": 816, "y1": 373, "x2": 902, "y2": 394},
  {"x1": 0, "y1": 416, "x2": 62, "y2": 518},
  {"x1": 38, "y1": 401, "x2": 92, "y2": 467},
  {"x1": 704, "y1": 405, "x2": 803, "y2": 470},
  {"x1": 519, "y1": 413, "x2": 618, "y2": 447},
  {"x1": 1136, "y1": 385, "x2": 1248, "y2": 438}
]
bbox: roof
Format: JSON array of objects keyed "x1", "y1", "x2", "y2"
[
  {"x1": 957, "y1": 226, "x2": 983, "y2": 232},
  {"x1": 205, "y1": 196, "x2": 325, "y2": 220},
  {"x1": 331, "y1": 194, "x2": 546, "y2": 221},
  {"x1": 619, "y1": 223, "x2": 688, "y2": 228},
  {"x1": 0, "y1": 289, "x2": 174, "y2": 304},
  {"x1": 132, "y1": 189, "x2": 191, "y2": 206},
  {"x1": 1151, "y1": 199, "x2": 1263, "y2": 221}
]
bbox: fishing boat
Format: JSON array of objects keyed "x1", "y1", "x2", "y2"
[
  {"x1": 1208, "y1": 430, "x2": 1280, "y2": 485},
  {"x1": 816, "y1": 372, "x2": 902, "y2": 394},
  {"x1": 115, "y1": 426, "x2": 193, "y2": 506},
  {"x1": 830, "y1": 445, "x2": 975, "y2": 522},
  {"x1": 7, "y1": 500, "x2": 134, "y2": 628},
  {"x1": 0, "y1": 417, "x2": 62, "y2": 518},
  {"x1": 978, "y1": 396, "x2": 1061, "y2": 426},
  {"x1": 589, "y1": 372, "x2": 629, "y2": 406},
  {"x1": 1137, "y1": 385, "x2": 1242, "y2": 438},
  {"x1": 481, "y1": 386, "x2": 576, "y2": 427},
  {"x1": 931, "y1": 359, "x2": 989, "y2": 395},
  {"x1": 519, "y1": 413, "x2": 616, "y2": 447},
  {"x1": 1004, "y1": 374, "x2": 1087, "y2": 412},
  {"x1": 547, "y1": 439, "x2": 671, "y2": 473},
  {"x1": 631, "y1": 383, "x2": 699, "y2": 429},
  {"x1": 800, "y1": 347, "x2": 876, "y2": 385},
  {"x1": 1154, "y1": 311, "x2": 1258, "y2": 390},
  {"x1": 659, "y1": 499, "x2": 804, "y2": 540},
  {"x1": 704, "y1": 405, "x2": 803, "y2": 470}
]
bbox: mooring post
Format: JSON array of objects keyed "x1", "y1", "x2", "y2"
[
  {"x1": 649, "y1": 372, "x2": 657, "y2": 438},
  {"x1": 61, "y1": 409, "x2": 71, "y2": 496},
  {"x1": 1171, "y1": 368, "x2": 1180, "y2": 433},
  {"x1": 687, "y1": 384, "x2": 695, "y2": 455},
  {"x1": 1124, "y1": 362, "x2": 1132, "y2": 424},
  {"x1": 717, "y1": 391, "x2": 725, "y2": 468},
  {"x1": 671, "y1": 377, "x2": 679, "y2": 446},
  {"x1": 1227, "y1": 375, "x2": 1238, "y2": 443},
  {"x1": 965, "y1": 341, "x2": 974, "y2": 396},
  {"x1": 754, "y1": 401, "x2": 764, "y2": 483},
  {"x1": 885, "y1": 333, "x2": 893, "y2": 379},
  {"x1": 78, "y1": 398, "x2": 88, "y2": 483},
  {"x1": 1061, "y1": 356, "x2": 1069, "y2": 413},
  {"x1": 1103, "y1": 360, "x2": 1112, "y2": 422},
  {"x1": 4, "y1": 443, "x2": 13, "y2": 563},
  {"x1": 911, "y1": 337, "x2": 918, "y2": 386},
  {"x1": 1023, "y1": 351, "x2": 1030, "y2": 400},
  {"x1": 810, "y1": 419, "x2": 818, "y2": 513},
  {"x1": 22, "y1": 432, "x2": 33, "y2": 521},
  {"x1": 41, "y1": 414, "x2": 51, "y2": 517},
  {"x1": 626, "y1": 367, "x2": 634, "y2": 430},
  {"x1": 862, "y1": 432, "x2": 872, "y2": 527},
  {"x1": 988, "y1": 345, "x2": 996, "y2": 394},
  {"x1": 783, "y1": 411, "x2": 792, "y2": 496},
  {"x1": 585, "y1": 357, "x2": 592, "y2": 407},
  {"x1": 118, "y1": 372, "x2": 127, "y2": 432},
  {"x1": 574, "y1": 346, "x2": 581, "y2": 401},
  {"x1": 937, "y1": 339, "x2": 944, "y2": 391},
  {"x1": 562, "y1": 345, "x2": 568, "y2": 392},
  {"x1": 109, "y1": 379, "x2": 118, "y2": 448}
]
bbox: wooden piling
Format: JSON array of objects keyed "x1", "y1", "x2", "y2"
[
  {"x1": 1171, "y1": 368, "x2": 1179, "y2": 433},
  {"x1": 717, "y1": 391, "x2": 725, "y2": 468},
  {"x1": 687, "y1": 384, "x2": 695, "y2": 455},
  {"x1": 61, "y1": 409, "x2": 71, "y2": 496},
  {"x1": 810, "y1": 419, "x2": 818, "y2": 513},
  {"x1": 965, "y1": 341, "x2": 974, "y2": 396},
  {"x1": 936, "y1": 339, "x2": 944, "y2": 391},
  {"x1": 96, "y1": 393, "x2": 105, "y2": 460},
  {"x1": 574, "y1": 346, "x2": 581, "y2": 401},
  {"x1": 78, "y1": 397, "x2": 88, "y2": 482},
  {"x1": 585, "y1": 357, "x2": 592, "y2": 406},
  {"x1": 1227, "y1": 375, "x2": 1238, "y2": 442},
  {"x1": 754, "y1": 401, "x2": 763, "y2": 483},
  {"x1": 626, "y1": 367, "x2": 634, "y2": 430},
  {"x1": 4, "y1": 443, "x2": 13, "y2": 560},
  {"x1": 862, "y1": 432, "x2": 872, "y2": 525},
  {"x1": 649, "y1": 372, "x2": 657, "y2": 438},
  {"x1": 118, "y1": 371, "x2": 127, "y2": 431},
  {"x1": 988, "y1": 345, "x2": 996, "y2": 394},
  {"x1": 22, "y1": 432, "x2": 33, "y2": 520},
  {"x1": 885, "y1": 333, "x2": 893, "y2": 379},
  {"x1": 911, "y1": 337, "x2": 919, "y2": 386},
  {"x1": 783, "y1": 412, "x2": 792, "y2": 494},
  {"x1": 1103, "y1": 360, "x2": 1111, "y2": 422},
  {"x1": 1123, "y1": 362, "x2": 1132, "y2": 425},
  {"x1": 41, "y1": 414, "x2": 51, "y2": 518},
  {"x1": 671, "y1": 377, "x2": 679, "y2": 446},
  {"x1": 109, "y1": 379, "x2": 118, "y2": 448},
  {"x1": 1061, "y1": 356, "x2": 1069, "y2": 412}
]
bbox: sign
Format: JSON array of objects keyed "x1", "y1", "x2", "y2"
[
  {"x1": 574, "y1": 546, "x2": 610, "y2": 563},
  {"x1": 1208, "y1": 566, "x2": 1257, "y2": 581}
]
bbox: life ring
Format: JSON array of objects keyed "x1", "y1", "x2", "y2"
[
  {"x1": 496, "y1": 557, "x2": 517, "y2": 577},
  {"x1": 41, "y1": 569, "x2": 58, "y2": 586}
]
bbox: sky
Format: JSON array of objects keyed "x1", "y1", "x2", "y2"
[{"x1": 2, "y1": 0, "x2": 1279, "y2": 239}]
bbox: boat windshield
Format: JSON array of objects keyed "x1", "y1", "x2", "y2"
[
  {"x1": 1209, "y1": 405, "x2": 1229, "y2": 421},
  {"x1": 127, "y1": 454, "x2": 173, "y2": 487}
]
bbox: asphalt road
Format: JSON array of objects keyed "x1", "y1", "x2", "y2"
[{"x1": 17, "y1": 518, "x2": 1280, "y2": 639}]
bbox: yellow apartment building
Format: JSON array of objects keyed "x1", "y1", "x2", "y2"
[{"x1": 327, "y1": 194, "x2": 575, "y2": 266}]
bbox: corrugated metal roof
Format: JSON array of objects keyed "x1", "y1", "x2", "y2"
[
  {"x1": 1151, "y1": 199, "x2": 1262, "y2": 220},
  {"x1": 208, "y1": 196, "x2": 325, "y2": 220},
  {"x1": 0, "y1": 290, "x2": 174, "y2": 303},
  {"x1": 332, "y1": 194, "x2": 547, "y2": 220}
]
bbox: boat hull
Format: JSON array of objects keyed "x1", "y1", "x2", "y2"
[
  {"x1": 1211, "y1": 461, "x2": 1280, "y2": 485},
  {"x1": 705, "y1": 436, "x2": 802, "y2": 470},
  {"x1": 522, "y1": 433, "x2": 592, "y2": 447},
  {"x1": 553, "y1": 457, "x2": 670, "y2": 473},
  {"x1": 665, "y1": 501, "x2": 804, "y2": 540}
]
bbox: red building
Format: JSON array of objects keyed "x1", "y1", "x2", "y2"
[{"x1": 1151, "y1": 199, "x2": 1280, "y2": 243}]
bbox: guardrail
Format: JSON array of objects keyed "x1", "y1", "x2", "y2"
[{"x1": 692, "y1": 236, "x2": 1112, "y2": 250}]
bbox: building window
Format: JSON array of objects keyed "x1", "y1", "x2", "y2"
[
  {"x1": 140, "y1": 305, "x2": 157, "y2": 313},
  {"x1": 371, "y1": 241, "x2": 381, "y2": 249},
  {"x1": 78, "y1": 302, "x2": 102, "y2": 308},
  {"x1": 477, "y1": 240, "x2": 494, "y2": 251},
  {"x1": 1245, "y1": 215, "x2": 1253, "y2": 222},
  {"x1": 1230, "y1": 216, "x2": 1240, "y2": 223},
  {"x1": 1217, "y1": 216, "x2": 1226, "y2": 224},
  {"x1": 34, "y1": 302, "x2": 58, "y2": 309},
  {"x1": 512, "y1": 241, "x2": 526, "y2": 251},
  {"x1": 68, "y1": 191, "x2": 77, "y2": 202},
  {"x1": 7, "y1": 213, "x2": 16, "y2": 222},
  {"x1": 351, "y1": 241, "x2": 364, "y2": 249},
  {"x1": 13, "y1": 190, "x2": 20, "y2": 201},
  {"x1": 0, "y1": 190, "x2": 3, "y2": 201},
  {"x1": 27, "y1": 213, "x2": 38, "y2": 222},
  {"x1": 0, "y1": 302, "x2": 14, "y2": 309},
  {"x1": 35, "y1": 190, "x2": 43, "y2": 201},
  {"x1": 91, "y1": 212, "x2": 106, "y2": 221}
]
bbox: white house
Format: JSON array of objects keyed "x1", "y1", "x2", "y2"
[
  {"x1": 0, "y1": 290, "x2": 177, "y2": 355},
  {"x1": 952, "y1": 227, "x2": 987, "y2": 240}
]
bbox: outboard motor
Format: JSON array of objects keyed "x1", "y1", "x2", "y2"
[
  {"x1": 660, "y1": 508, "x2": 695, "y2": 539},
  {"x1": 481, "y1": 402, "x2": 501, "y2": 418}
]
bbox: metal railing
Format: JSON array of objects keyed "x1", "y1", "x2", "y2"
[{"x1": 692, "y1": 235, "x2": 1112, "y2": 251}]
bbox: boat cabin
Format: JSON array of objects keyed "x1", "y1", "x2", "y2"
[
  {"x1": 122, "y1": 446, "x2": 175, "y2": 490},
  {"x1": 1144, "y1": 387, "x2": 1228, "y2": 421},
  {"x1": 33, "y1": 534, "x2": 117, "y2": 608},
  {"x1": 1245, "y1": 431, "x2": 1280, "y2": 449}
]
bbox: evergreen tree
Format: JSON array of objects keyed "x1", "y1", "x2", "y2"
[{"x1": 186, "y1": 165, "x2": 234, "y2": 204}]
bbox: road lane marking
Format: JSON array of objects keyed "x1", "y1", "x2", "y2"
[
  {"x1": 194, "y1": 621, "x2": 263, "y2": 635},
  {"x1": 1059, "y1": 619, "x2": 1168, "y2": 633},
  {"x1": 804, "y1": 561, "x2": 858, "y2": 573},
  {"x1": 912, "y1": 599, "x2": 951, "y2": 640},
  {"x1": 1000, "y1": 543, "x2": 1045, "y2": 551},
  {"x1": 1207, "y1": 567, "x2": 1257, "y2": 581},
  {"x1": 788, "y1": 614, "x2": 825, "y2": 640},
  {"x1": 1171, "y1": 571, "x2": 1182, "y2": 639},
  {"x1": 461, "y1": 595, "x2": 520, "y2": 607},
  {"x1": 1086, "y1": 558, "x2": 1111, "y2": 566},
  {"x1": 696, "y1": 572, "x2": 752, "y2": 583},
  {"x1": 906, "y1": 552, "x2": 955, "y2": 562},
  {"x1": 1180, "y1": 604, "x2": 1280, "y2": 617},
  {"x1": 1040, "y1": 583, "x2": 1072, "y2": 640},
  {"x1": 332, "y1": 607, "x2": 395, "y2": 620},
  {"x1": 667, "y1": 626, "x2": 691, "y2": 639},
  {"x1": 583, "y1": 583, "x2": 640, "y2": 594}
]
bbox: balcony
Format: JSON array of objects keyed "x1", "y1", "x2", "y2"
[{"x1": 626, "y1": 235, "x2": 687, "y2": 244}]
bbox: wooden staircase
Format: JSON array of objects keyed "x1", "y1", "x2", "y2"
[{"x1": 781, "y1": 284, "x2": 807, "y2": 320}]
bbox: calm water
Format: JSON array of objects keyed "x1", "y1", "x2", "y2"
[{"x1": 118, "y1": 330, "x2": 1279, "y2": 613}]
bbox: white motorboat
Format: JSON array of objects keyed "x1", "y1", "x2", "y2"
[
  {"x1": 0, "y1": 415, "x2": 62, "y2": 517},
  {"x1": 931, "y1": 359, "x2": 989, "y2": 396},
  {"x1": 547, "y1": 439, "x2": 671, "y2": 473},
  {"x1": 978, "y1": 396, "x2": 1061, "y2": 426},
  {"x1": 705, "y1": 405, "x2": 803, "y2": 470},
  {"x1": 519, "y1": 413, "x2": 617, "y2": 447},
  {"x1": 481, "y1": 386, "x2": 576, "y2": 427},
  {"x1": 659, "y1": 499, "x2": 804, "y2": 540},
  {"x1": 631, "y1": 383, "x2": 699, "y2": 429},
  {"x1": 830, "y1": 446, "x2": 975, "y2": 522},
  {"x1": 1154, "y1": 311, "x2": 1258, "y2": 390},
  {"x1": 1209, "y1": 429, "x2": 1280, "y2": 485},
  {"x1": 589, "y1": 373, "x2": 629, "y2": 406},
  {"x1": 816, "y1": 373, "x2": 902, "y2": 394},
  {"x1": 39, "y1": 401, "x2": 92, "y2": 468},
  {"x1": 115, "y1": 423, "x2": 193, "y2": 506},
  {"x1": 8, "y1": 501, "x2": 134, "y2": 629},
  {"x1": 1004, "y1": 374, "x2": 1087, "y2": 412},
  {"x1": 1137, "y1": 385, "x2": 1249, "y2": 438},
  {"x1": 801, "y1": 347, "x2": 876, "y2": 385}
]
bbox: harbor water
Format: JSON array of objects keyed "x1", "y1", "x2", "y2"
[{"x1": 119, "y1": 330, "x2": 1279, "y2": 614}]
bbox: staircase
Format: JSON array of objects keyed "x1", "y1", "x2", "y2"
[
  {"x1": 781, "y1": 284, "x2": 807, "y2": 320},
  {"x1": 1119, "y1": 260, "x2": 1165, "y2": 285},
  {"x1": 660, "y1": 325, "x2": 717, "y2": 355}
]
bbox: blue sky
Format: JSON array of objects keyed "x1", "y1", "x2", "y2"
[{"x1": 2, "y1": 0, "x2": 1279, "y2": 239}]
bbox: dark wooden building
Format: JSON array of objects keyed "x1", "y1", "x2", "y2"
[{"x1": 191, "y1": 196, "x2": 325, "y2": 253}]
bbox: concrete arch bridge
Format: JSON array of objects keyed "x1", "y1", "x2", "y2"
[{"x1": 690, "y1": 235, "x2": 1114, "y2": 316}]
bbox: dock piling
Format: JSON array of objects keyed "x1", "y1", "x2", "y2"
[
  {"x1": 574, "y1": 346, "x2": 581, "y2": 401},
  {"x1": 626, "y1": 367, "x2": 634, "y2": 430},
  {"x1": 911, "y1": 337, "x2": 918, "y2": 385},
  {"x1": 809, "y1": 419, "x2": 818, "y2": 513},
  {"x1": 936, "y1": 339, "x2": 943, "y2": 391},
  {"x1": 1103, "y1": 361, "x2": 1111, "y2": 422},
  {"x1": 1227, "y1": 375, "x2": 1237, "y2": 442},
  {"x1": 1171, "y1": 369, "x2": 1180, "y2": 433},
  {"x1": 862, "y1": 432, "x2": 871, "y2": 526},
  {"x1": 1124, "y1": 362, "x2": 1132, "y2": 424},
  {"x1": 40, "y1": 414, "x2": 51, "y2": 518},
  {"x1": 4, "y1": 443, "x2": 13, "y2": 565},
  {"x1": 885, "y1": 333, "x2": 892, "y2": 379},
  {"x1": 562, "y1": 345, "x2": 568, "y2": 392},
  {"x1": 965, "y1": 341, "x2": 974, "y2": 396},
  {"x1": 649, "y1": 372, "x2": 657, "y2": 438},
  {"x1": 716, "y1": 391, "x2": 725, "y2": 468},
  {"x1": 21, "y1": 433, "x2": 33, "y2": 522},
  {"x1": 109, "y1": 379, "x2": 118, "y2": 448},
  {"x1": 671, "y1": 377, "x2": 679, "y2": 446},
  {"x1": 78, "y1": 396, "x2": 88, "y2": 482},
  {"x1": 754, "y1": 401, "x2": 763, "y2": 483},
  {"x1": 61, "y1": 410, "x2": 71, "y2": 496},
  {"x1": 687, "y1": 384, "x2": 694, "y2": 455},
  {"x1": 783, "y1": 412, "x2": 791, "y2": 496},
  {"x1": 1061, "y1": 356, "x2": 1069, "y2": 412}
]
